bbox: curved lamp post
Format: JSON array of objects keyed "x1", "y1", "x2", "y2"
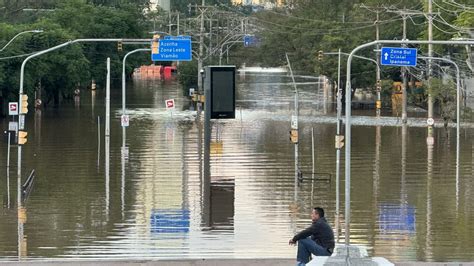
[{"x1": 0, "y1": 30, "x2": 43, "y2": 53}]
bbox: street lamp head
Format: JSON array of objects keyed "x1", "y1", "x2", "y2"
[
  {"x1": 149, "y1": 31, "x2": 168, "y2": 35},
  {"x1": 32, "y1": 30, "x2": 44, "y2": 33}
]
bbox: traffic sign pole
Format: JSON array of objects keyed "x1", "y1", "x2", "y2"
[
  {"x1": 9, "y1": 102, "x2": 18, "y2": 116},
  {"x1": 17, "y1": 38, "x2": 152, "y2": 191},
  {"x1": 122, "y1": 48, "x2": 150, "y2": 150}
]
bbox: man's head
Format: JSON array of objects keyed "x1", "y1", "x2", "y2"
[{"x1": 311, "y1": 207, "x2": 324, "y2": 222}]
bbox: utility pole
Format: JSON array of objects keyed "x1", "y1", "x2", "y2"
[
  {"x1": 177, "y1": 12, "x2": 180, "y2": 35},
  {"x1": 198, "y1": 1, "x2": 205, "y2": 93},
  {"x1": 361, "y1": 4, "x2": 384, "y2": 117},
  {"x1": 375, "y1": 10, "x2": 381, "y2": 117},
  {"x1": 209, "y1": 18, "x2": 213, "y2": 62},
  {"x1": 169, "y1": 11, "x2": 172, "y2": 35},
  {"x1": 386, "y1": 7, "x2": 426, "y2": 123},
  {"x1": 402, "y1": 12, "x2": 408, "y2": 123},
  {"x1": 427, "y1": 0, "x2": 434, "y2": 142}
]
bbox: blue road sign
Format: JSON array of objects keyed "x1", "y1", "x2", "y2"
[
  {"x1": 150, "y1": 209, "x2": 190, "y2": 234},
  {"x1": 381, "y1": 47, "x2": 417, "y2": 67},
  {"x1": 152, "y1": 39, "x2": 192, "y2": 61},
  {"x1": 243, "y1": 35, "x2": 257, "y2": 47}
]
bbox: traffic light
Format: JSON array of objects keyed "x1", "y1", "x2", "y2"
[
  {"x1": 20, "y1": 94, "x2": 28, "y2": 114},
  {"x1": 289, "y1": 129, "x2": 298, "y2": 144},
  {"x1": 117, "y1": 41, "x2": 123, "y2": 52},
  {"x1": 18, "y1": 131, "x2": 27, "y2": 145},
  {"x1": 318, "y1": 50, "x2": 324, "y2": 61},
  {"x1": 152, "y1": 34, "x2": 160, "y2": 54},
  {"x1": 376, "y1": 79, "x2": 382, "y2": 91},
  {"x1": 335, "y1": 134, "x2": 344, "y2": 149}
]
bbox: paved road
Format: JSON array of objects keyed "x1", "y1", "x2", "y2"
[{"x1": 2, "y1": 259, "x2": 474, "y2": 265}]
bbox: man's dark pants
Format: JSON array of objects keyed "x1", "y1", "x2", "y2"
[{"x1": 297, "y1": 238, "x2": 331, "y2": 264}]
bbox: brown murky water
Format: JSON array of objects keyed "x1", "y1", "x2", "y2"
[{"x1": 1, "y1": 72, "x2": 473, "y2": 262}]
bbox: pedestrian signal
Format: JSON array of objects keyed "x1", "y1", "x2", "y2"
[{"x1": 18, "y1": 131, "x2": 28, "y2": 145}]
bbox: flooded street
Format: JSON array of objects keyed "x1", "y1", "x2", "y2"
[{"x1": 1, "y1": 72, "x2": 474, "y2": 262}]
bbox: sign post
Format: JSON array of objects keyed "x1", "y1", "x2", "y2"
[
  {"x1": 9, "y1": 102, "x2": 18, "y2": 116},
  {"x1": 165, "y1": 99, "x2": 175, "y2": 109},
  {"x1": 121, "y1": 115, "x2": 129, "y2": 127}
]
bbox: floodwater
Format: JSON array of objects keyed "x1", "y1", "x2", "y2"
[{"x1": 0, "y1": 72, "x2": 473, "y2": 262}]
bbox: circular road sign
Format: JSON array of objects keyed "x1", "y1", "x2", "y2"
[{"x1": 427, "y1": 118, "x2": 434, "y2": 126}]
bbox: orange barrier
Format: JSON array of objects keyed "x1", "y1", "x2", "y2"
[{"x1": 133, "y1": 65, "x2": 177, "y2": 79}]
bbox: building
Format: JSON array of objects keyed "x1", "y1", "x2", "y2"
[{"x1": 149, "y1": 0, "x2": 170, "y2": 12}]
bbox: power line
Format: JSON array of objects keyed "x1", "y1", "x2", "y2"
[
  {"x1": 256, "y1": 16, "x2": 404, "y2": 36},
  {"x1": 261, "y1": 9, "x2": 375, "y2": 24}
]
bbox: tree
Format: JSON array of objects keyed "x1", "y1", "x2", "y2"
[
  {"x1": 42, "y1": 0, "x2": 149, "y2": 86},
  {"x1": 0, "y1": 0, "x2": 151, "y2": 114}
]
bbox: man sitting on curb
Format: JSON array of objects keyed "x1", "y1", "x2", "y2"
[{"x1": 289, "y1": 207, "x2": 335, "y2": 266}]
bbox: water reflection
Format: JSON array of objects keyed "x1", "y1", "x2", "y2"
[
  {"x1": 0, "y1": 72, "x2": 473, "y2": 261},
  {"x1": 425, "y1": 137, "x2": 433, "y2": 260},
  {"x1": 17, "y1": 175, "x2": 26, "y2": 260},
  {"x1": 17, "y1": 205, "x2": 27, "y2": 260},
  {"x1": 105, "y1": 135, "x2": 110, "y2": 220}
]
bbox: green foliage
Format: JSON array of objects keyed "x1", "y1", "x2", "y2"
[
  {"x1": 0, "y1": 0, "x2": 150, "y2": 111},
  {"x1": 178, "y1": 61, "x2": 198, "y2": 88},
  {"x1": 428, "y1": 78, "x2": 456, "y2": 123},
  {"x1": 252, "y1": 0, "x2": 425, "y2": 88}
]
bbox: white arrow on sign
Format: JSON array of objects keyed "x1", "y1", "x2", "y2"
[
  {"x1": 8, "y1": 102, "x2": 18, "y2": 116},
  {"x1": 166, "y1": 99, "x2": 175, "y2": 109},
  {"x1": 384, "y1": 53, "x2": 389, "y2": 60}
]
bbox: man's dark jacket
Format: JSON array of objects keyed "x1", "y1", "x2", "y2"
[{"x1": 292, "y1": 217, "x2": 335, "y2": 251}]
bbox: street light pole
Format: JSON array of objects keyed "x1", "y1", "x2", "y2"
[
  {"x1": 122, "y1": 48, "x2": 150, "y2": 146},
  {"x1": 345, "y1": 39, "x2": 474, "y2": 246},
  {"x1": 419, "y1": 56, "x2": 461, "y2": 206},
  {"x1": 0, "y1": 30, "x2": 43, "y2": 53},
  {"x1": 17, "y1": 38, "x2": 151, "y2": 190},
  {"x1": 286, "y1": 53, "x2": 299, "y2": 196},
  {"x1": 219, "y1": 39, "x2": 244, "y2": 65},
  {"x1": 335, "y1": 48, "x2": 342, "y2": 242}
]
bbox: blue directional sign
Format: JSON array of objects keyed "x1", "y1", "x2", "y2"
[
  {"x1": 151, "y1": 39, "x2": 192, "y2": 61},
  {"x1": 244, "y1": 35, "x2": 257, "y2": 47},
  {"x1": 150, "y1": 209, "x2": 190, "y2": 234},
  {"x1": 381, "y1": 47, "x2": 417, "y2": 67}
]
